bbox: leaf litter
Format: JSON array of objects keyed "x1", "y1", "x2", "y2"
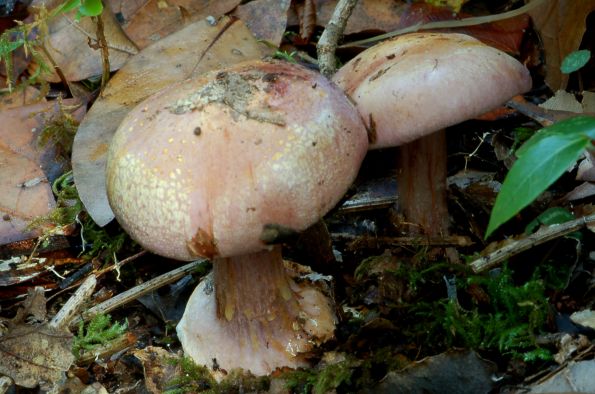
[{"x1": 1, "y1": 0, "x2": 595, "y2": 392}]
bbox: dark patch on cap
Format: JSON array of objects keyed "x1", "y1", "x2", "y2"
[
  {"x1": 352, "y1": 57, "x2": 361, "y2": 70},
  {"x1": 368, "y1": 66, "x2": 390, "y2": 82},
  {"x1": 260, "y1": 223, "x2": 299, "y2": 244},
  {"x1": 262, "y1": 73, "x2": 279, "y2": 83},
  {"x1": 187, "y1": 228, "x2": 218, "y2": 259},
  {"x1": 386, "y1": 53, "x2": 396, "y2": 60},
  {"x1": 367, "y1": 114, "x2": 377, "y2": 144}
]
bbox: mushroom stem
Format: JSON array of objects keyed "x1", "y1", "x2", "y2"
[
  {"x1": 176, "y1": 245, "x2": 335, "y2": 376},
  {"x1": 396, "y1": 130, "x2": 449, "y2": 237},
  {"x1": 214, "y1": 246, "x2": 298, "y2": 328}
]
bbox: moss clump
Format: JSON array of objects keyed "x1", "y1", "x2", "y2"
[
  {"x1": 163, "y1": 356, "x2": 216, "y2": 394},
  {"x1": 282, "y1": 358, "x2": 357, "y2": 394},
  {"x1": 72, "y1": 314, "x2": 127, "y2": 358}
]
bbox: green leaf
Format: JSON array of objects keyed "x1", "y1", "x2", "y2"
[
  {"x1": 55, "y1": 0, "x2": 81, "y2": 14},
  {"x1": 561, "y1": 50, "x2": 591, "y2": 74},
  {"x1": 524, "y1": 207, "x2": 575, "y2": 234},
  {"x1": 516, "y1": 116, "x2": 595, "y2": 156},
  {"x1": 78, "y1": 0, "x2": 103, "y2": 17},
  {"x1": 486, "y1": 116, "x2": 595, "y2": 238}
]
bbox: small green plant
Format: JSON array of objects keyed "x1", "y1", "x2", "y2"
[
  {"x1": 283, "y1": 359, "x2": 356, "y2": 394},
  {"x1": 163, "y1": 356, "x2": 216, "y2": 394},
  {"x1": 72, "y1": 314, "x2": 127, "y2": 357},
  {"x1": 0, "y1": 0, "x2": 103, "y2": 91},
  {"x1": 486, "y1": 115, "x2": 595, "y2": 237},
  {"x1": 37, "y1": 98, "x2": 82, "y2": 161},
  {"x1": 27, "y1": 170, "x2": 130, "y2": 263},
  {"x1": 413, "y1": 265, "x2": 553, "y2": 362}
]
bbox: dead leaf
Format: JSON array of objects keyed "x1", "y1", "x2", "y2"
[
  {"x1": 0, "y1": 98, "x2": 85, "y2": 245},
  {"x1": 233, "y1": 0, "x2": 291, "y2": 47},
  {"x1": 289, "y1": 1, "x2": 527, "y2": 54},
  {"x1": 0, "y1": 86, "x2": 44, "y2": 110},
  {"x1": 528, "y1": 0, "x2": 595, "y2": 91},
  {"x1": 37, "y1": 1, "x2": 138, "y2": 82},
  {"x1": 540, "y1": 90, "x2": 583, "y2": 113},
  {"x1": 119, "y1": 0, "x2": 241, "y2": 49},
  {"x1": 0, "y1": 287, "x2": 74, "y2": 390},
  {"x1": 72, "y1": 16, "x2": 270, "y2": 226},
  {"x1": 292, "y1": 0, "x2": 317, "y2": 45},
  {"x1": 526, "y1": 360, "x2": 595, "y2": 393},
  {"x1": 134, "y1": 346, "x2": 181, "y2": 394},
  {"x1": 367, "y1": 349, "x2": 496, "y2": 394}
]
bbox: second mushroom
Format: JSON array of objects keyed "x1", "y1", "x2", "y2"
[{"x1": 333, "y1": 33, "x2": 532, "y2": 239}]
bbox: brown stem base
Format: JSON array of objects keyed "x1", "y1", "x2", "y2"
[
  {"x1": 177, "y1": 246, "x2": 336, "y2": 378},
  {"x1": 396, "y1": 129, "x2": 449, "y2": 237}
]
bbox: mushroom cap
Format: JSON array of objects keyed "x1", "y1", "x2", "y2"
[
  {"x1": 333, "y1": 33, "x2": 532, "y2": 149},
  {"x1": 106, "y1": 60, "x2": 368, "y2": 260}
]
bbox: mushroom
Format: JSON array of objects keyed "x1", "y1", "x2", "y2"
[
  {"x1": 333, "y1": 33, "x2": 532, "y2": 238},
  {"x1": 106, "y1": 60, "x2": 368, "y2": 375}
]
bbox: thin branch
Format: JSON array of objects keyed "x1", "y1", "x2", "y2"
[
  {"x1": 470, "y1": 213, "x2": 595, "y2": 273},
  {"x1": 49, "y1": 274, "x2": 96, "y2": 330},
  {"x1": 94, "y1": 11, "x2": 110, "y2": 94},
  {"x1": 70, "y1": 259, "x2": 208, "y2": 328},
  {"x1": 341, "y1": 0, "x2": 547, "y2": 48},
  {"x1": 316, "y1": 0, "x2": 358, "y2": 78}
]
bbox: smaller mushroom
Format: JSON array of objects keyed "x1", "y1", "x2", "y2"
[
  {"x1": 333, "y1": 33, "x2": 532, "y2": 238},
  {"x1": 106, "y1": 60, "x2": 369, "y2": 376}
]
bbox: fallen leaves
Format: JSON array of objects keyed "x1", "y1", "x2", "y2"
[
  {"x1": 0, "y1": 287, "x2": 74, "y2": 390},
  {"x1": 0, "y1": 98, "x2": 85, "y2": 245}
]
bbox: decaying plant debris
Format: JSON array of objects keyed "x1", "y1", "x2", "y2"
[{"x1": 1, "y1": 0, "x2": 595, "y2": 393}]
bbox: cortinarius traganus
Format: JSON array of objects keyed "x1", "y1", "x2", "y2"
[
  {"x1": 333, "y1": 32, "x2": 532, "y2": 238},
  {"x1": 106, "y1": 60, "x2": 368, "y2": 376}
]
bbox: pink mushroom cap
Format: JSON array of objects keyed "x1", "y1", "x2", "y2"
[
  {"x1": 333, "y1": 32, "x2": 532, "y2": 149},
  {"x1": 106, "y1": 60, "x2": 369, "y2": 261}
]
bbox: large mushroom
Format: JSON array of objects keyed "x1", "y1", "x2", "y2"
[
  {"x1": 106, "y1": 60, "x2": 368, "y2": 375},
  {"x1": 333, "y1": 33, "x2": 532, "y2": 238}
]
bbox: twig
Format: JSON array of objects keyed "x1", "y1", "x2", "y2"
[
  {"x1": 340, "y1": 0, "x2": 547, "y2": 48},
  {"x1": 469, "y1": 213, "x2": 595, "y2": 273},
  {"x1": 94, "y1": 250, "x2": 148, "y2": 279},
  {"x1": 316, "y1": 0, "x2": 358, "y2": 78},
  {"x1": 93, "y1": 12, "x2": 110, "y2": 94},
  {"x1": 76, "y1": 332, "x2": 136, "y2": 364},
  {"x1": 70, "y1": 259, "x2": 207, "y2": 328},
  {"x1": 49, "y1": 274, "x2": 97, "y2": 329},
  {"x1": 0, "y1": 376, "x2": 12, "y2": 394},
  {"x1": 332, "y1": 233, "x2": 474, "y2": 249}
]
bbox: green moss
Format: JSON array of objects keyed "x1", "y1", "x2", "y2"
[
  {"x1": 163, "y1": 358, "x2": 269, "y2": 394},
  {"x1": 28, "y1": 170, "x2": 132, "y2": 263},
  {"x1": 37, "y1": 98, "x2": 81, "y2": 162},
  {"x1": 282, "y1": 358, "x2": 357, "y2": 394},
  {"x1": 163, "y1": 356, "x2": 216, "y2": 394},
  {"x1": 410, "y1": 265, "x2": 553, "y2": 362},
  {"x1": 72, "y1": 314, "x2": 127, "y2": 358}
]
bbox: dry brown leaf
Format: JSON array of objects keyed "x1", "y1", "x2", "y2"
[
  {"x1": 528, "y1": 0, "x2": 595, "y2": 91},
  {"x1": 0, "y1": 87, "x2": 44, "y2": 110},
  {"x1": 0, "y1": 98, "x2": 85, "y2": 245},
  {"x1": 292, "y1": 0, "x2": 406, "y2": 35},
  {"x1": 72, "y1": 16, "x2": 270, "y2": 226},
  {"x1": 288, "y1": 1, "x2": 527, "y2": 54},
  {"x1": 0, "y1": 288, "x2": 74, "y2": 390},
  {"x1": 39, "y1": 2, "x2": 138, "y2": 82},
  {"x1": 119, "y1": 0, "x2": 241, "y2": 49},
  {"x1": 134, "y1": 346, "x2": 181, "y2": 393},
  {"x1": 233, "y1": 0, "x2": 291, "y2": 47},
  {"x1": 291, "y1": 0, "x2": 317, "y2": 45}
]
